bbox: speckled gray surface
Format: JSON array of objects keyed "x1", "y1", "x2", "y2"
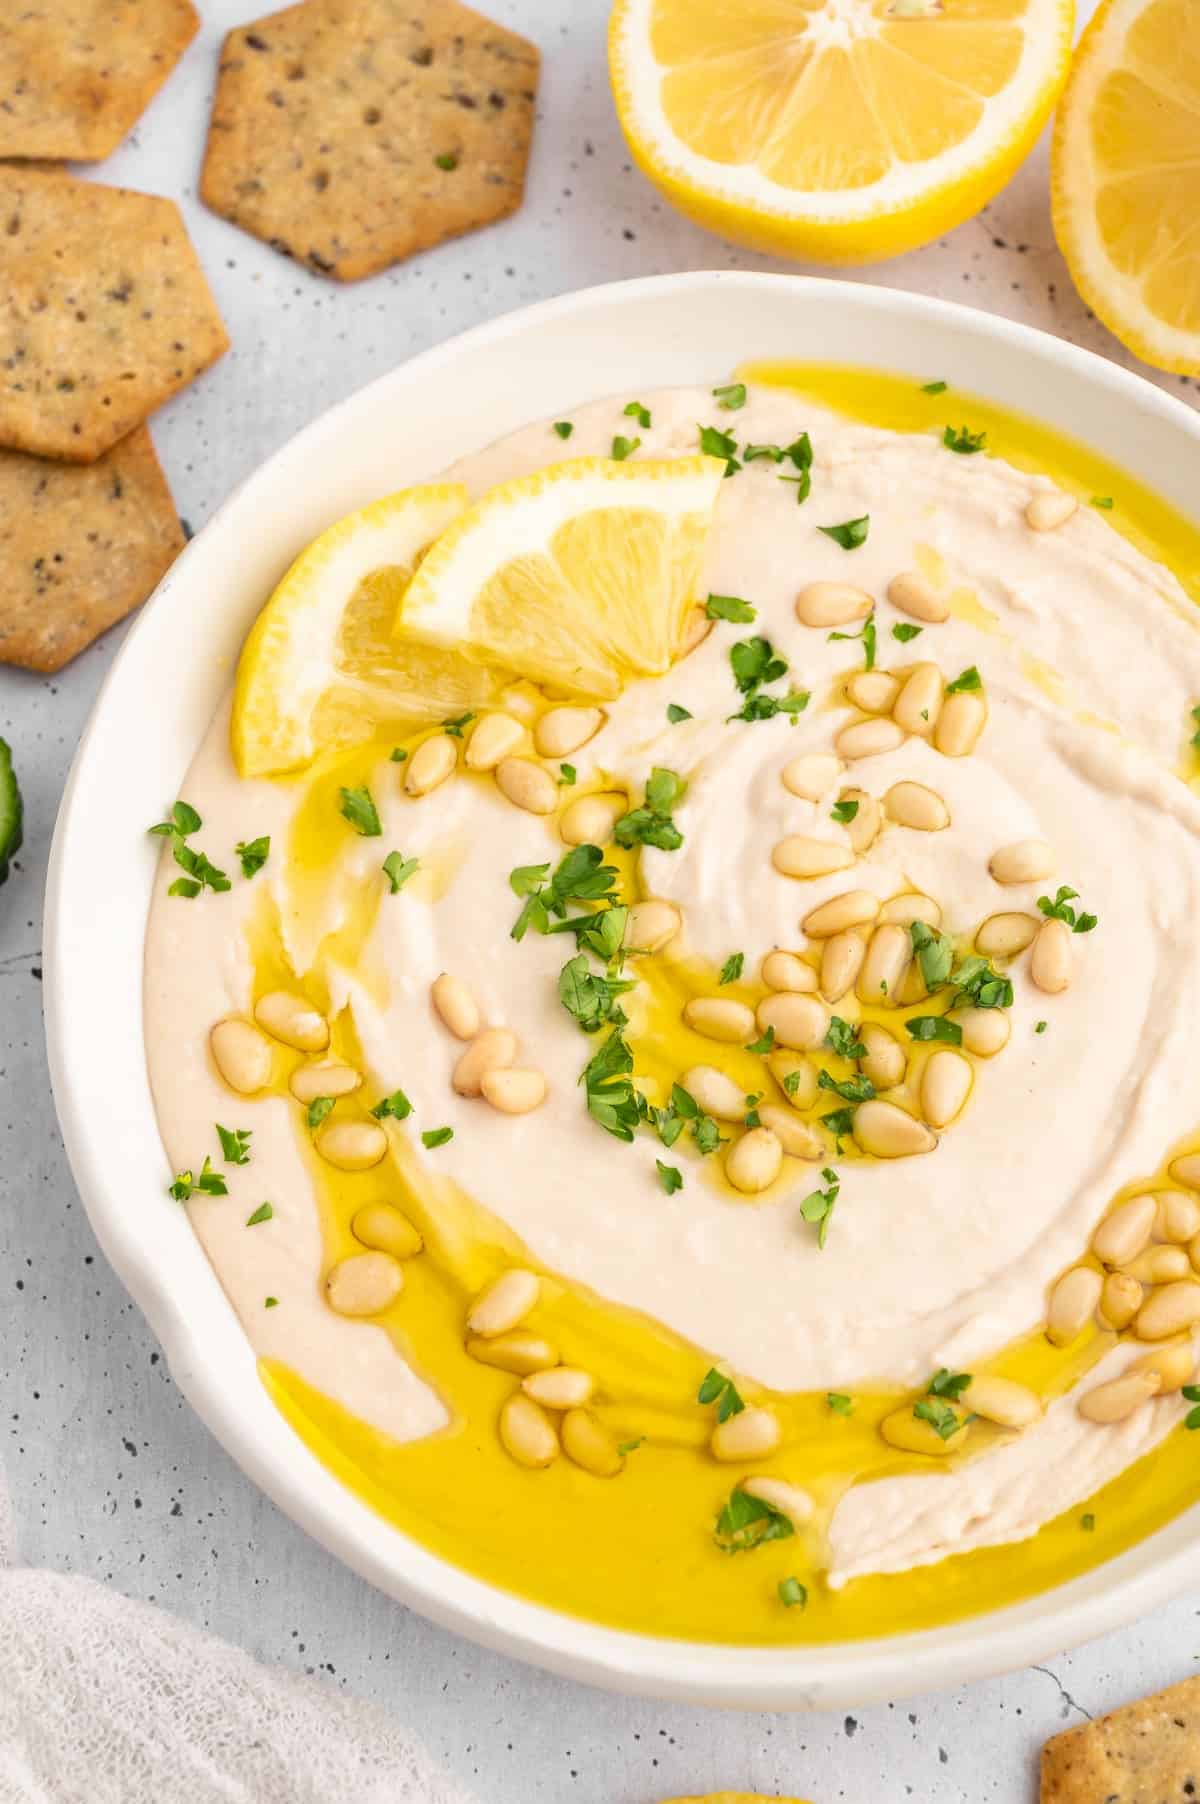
[{"x1": 3, "y1": 3, "x2": 1198, "y2": 1799}]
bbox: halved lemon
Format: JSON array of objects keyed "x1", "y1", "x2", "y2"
[
  {"x1": 395, "y1": 456, "x2": 727, "y2": 699},
  {"x1": 1052, "y1": 0, "x2": 1200, "y2": 376},
  {"x1": 231, "y1": 484, "x2": 506, "y2": 778},
  {"x1": 609, "y1": 0, "x2": 1074, "y2": 264}
]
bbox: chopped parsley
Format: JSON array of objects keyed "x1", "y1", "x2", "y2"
[
  {"x1": 782, "y1": 1068, "x2": 806, "y2": 1098},
  {"x1": 1183, "y1": 1384, "x2": 1200, "y2": 1430},
  {"x1": 306, "y1": 1096, "x2": 335, "y2": 1129},
  {"x1": 712, "y1": 381, "x2": 747, "y2": 410},
  {"x1": 389, "y1": 746, "x2": 408, "y2": 762},
  {"x1": 745, "y1": 1026, "x2": 775, "y2": 1055},
  {"x1": 905, "y1": 1015, "x2": 963, "y2": 1045},
  {"x1": 828, "y1": 611, "x2": 877, "y2": 671},
  {"x1": 892, "y1": 622, "x2": 923, "y2": 643},
  {"x1": 818, "y1": 514, "x2": 870, "y2": 551},
  {"x1": 698, "y1": 423, "x2": 740, "y2": 476},
  {"x1": 382, "y1": 850, "x2": 419, "y2": 893},
  {"x1": 421, "y1": 1126, "x2": 453, "y2": 1149},
  {"x1": 148, "y1": 799, "x2": 202, "y2": 840},
  {"x1": 799, "y1": 1166, "x2": 840, "y2": 1248},
  {"x1": 1037, "y1": 885, "x2": 1098, "y2": 933},
  {"x1": 623, "y1": 400, "x2": 652, "y2": 428},
  {"x1": 943, "y1": 424, "x2": 987, "y2": 454},
  {"x1": 581, "y1": 1028, "x2": 641, "y2": 1144},
  {"x1": 727, "y1": 633, "x2": 808, "y2": 723},
  {"x1": 371, "y1": 1088, "x2": 413, "y2": 1121},
  {"x1": 509, "y1": 844, "x2": 619, "y2": 941},
  {"x1": 442, "y1": 711, "x2": 475, "y2": 738},
  {"x1": 929, "y1": 1367, "x2": 972, "y2": 1398},
  {"x1": 656, "y1": 1159, "x2": 683, "y2": 1194},
  {"x1": 830, "y1": 798, "x2": 859, "y2": 824},
  {"x1": 950, "y1": 953, "x2": 1013, "y2": 1010},
  {"x1": 245, "y1": 1201, "x2": 274, "y2": 1227},
  {"x1": 718, "y1": 951, "x2": 745, "y2": 985},
  {"x1": 558, "y1": 952, "x2": 635, "y2": 1034},
  {"x1": 662, "y1": 1082, "x2": 722, "y2": 1158},
  {"x1": 611, "y1": 435, "x2": 640, "y2": 461},
  {"x1": 827, "y1": 1391, "x2": 853, "y2": 1416},
  {"x1": 921, "y1": 379, "x2": 948, "y2": 395},
  {"x1": 818, "y1": 1068, "x2": 874, "y2": 1104},
  {"x1": 666, "y1": 702, "x2": 693, "y2": 724},
  {"x1": 913, "y1": 1397, "x2": 962, "y2": 1439},
  {"x1": 705, "y1": 592, "x2": 757, "y2": 623},
  {"x1": 715, "y1": 1487, "x2": 794, "y2": 1554},
  {"x1": 1091, "y1": 495, "x2": 1114, "y2": 510},
  {"x1": 778, "y1": 1576, "x2": 808, "y2": 1608},
  {"x1": 824, "y1": 1016, "x2": 865, "y2": 1060},
  {"x1": 167, "y1": 840, "x2": 231, "y2": 898},
  {"x1": 945, "y1": 665, "x2": 982, "y2": 694},
  {"x1": 216, "y1": 1124, "x2": 252, "y2": 1165},
  {"x1": 553, "y1": 420, "x2": 574, "y2": 440},
  {"x1": 235, "y1": 835, "x2": 270, "y2": 879},
  {"x1": 1035, "y1": 1020, "x2": 1048, "y2": 1034},
  {"x1": 1191, "y1": 703, "x2": 1200, "y2": 751},
  {"x1": 169, "y1": 1156, "x2": 227, "y2": 1202},
  {"x1": 558, "y1": 763, "x2": 577, "y2": 785},
  {"x1": 742, "y1": 443, "x2": 783, "y2": 463},
  {"x1": 339, "y1": 785, "x2": 381, "y2": 837},
  {"x1": 265, "y1": 1296, "x2": 279, "y2": 1309},
  {"x1": 776, "y1": 431, "x2": 814, "y2": 504},
  {"x1": 698, "y1": 1367, "x2": 745, "y2": 1423},
  {"x1": 909, "y1": 920, "x2": 955, "y2": 989},
  {"x1": 1080, "y1": 1512, "x2": 1096, "y2": 1530},
  {"x1": 614, "y1": 766, "x2": 685, "y2": 851},
  {"x1": 821, "y1": 1106, "x2": 856, "y2": 1150},
  {"x1": 617, "y1": 1437, "x2": 645, "y2": 1455},
  {"x1": 434, "y1": 151, "x2": 458, "y2": 171}
]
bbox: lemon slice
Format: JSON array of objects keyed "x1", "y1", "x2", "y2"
[
  {"x1": 1052, "y1": 0, "x2": 1200, "y2": 376},
  {"x1": 609, "y1": 0, "x2": 1074, "y2": 264},
  {"x1": 395, "y1": 456, "x2": 727, "y2": 700},
  {"x1": 232, "y1": 484, "x2": 506, "y2": 777}
]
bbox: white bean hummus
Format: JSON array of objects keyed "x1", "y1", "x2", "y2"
[{"x1": 145, "y1": 383, "x2": 1200, "y2": 1603}]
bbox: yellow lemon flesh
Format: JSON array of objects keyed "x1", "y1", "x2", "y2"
[
  {"x1": 609, "y1": 0, "x2": 1074, "y2": 264},
  {"x1": 395, "y1": 455, "x2": 727, "y2": 700},
  {"x1": 1053, "y1": 0, "x2": 1200, "y2": 376},
  {"x1": 231, "y1": 484, "x2": 502, "y2": 778}
]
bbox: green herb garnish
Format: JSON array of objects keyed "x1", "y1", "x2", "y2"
[
  {"x1": 1035, "y1": 1020, "x2": 1048, "y2": 1034},
  {"x1": 698, "y1": 1367, "x2": 745, "y2": 1423},
  {"x1": 657, "y1": 1159, "x2": 683, "y2": 1194},
  {"x1": 382, "y1": 851, "x2": 419, "y2": 893},
  {"x1": 943, "y1": 424, "x2": 987, "y2": 454},
  {"x1": 245, "y1": 1201, "x2": 274, "y2": 1226},
  {"x1": 745, "y1": 1026, "x2": 775, "y2": 1055},
  {"x1": 712, "y1": 382, "x2": 747, "y2": 410},
  {"x1": 667, "y1": 702, "x2": 693, "y2": 723},
  {"x1": 553, "y1": 420, "x2": 574, "y2": 440},
  {"x1": 905, "y1": 1015, "x2": 963, "y2": 1045},
  {"x1": 910, "y1": 920, "x2": 955, "y2": 988},
  {"x1": 442, "y1": 711, "x2": 475, "y2": 738},
  {"x1": 614, "y1": 767, "x2": 685, "y2": 851},
  {"x1": 824, "y1": 1016, "x2": 865, "y2": 1060},
  {"x1": 921, "y1": 380, "x2": 948, "y2": 395},
  {"x1": 306, "y1": 1097, "x2": 335, "y2": 1129},
  {"x1": 817, "y1": 1068, "x2": 874, "y2": 1104},
  {"x1": 714, "y1": 1487, "x2": 793, "y2": 1554},
  {"x1": 778, "y1": 1576, "x2": 808, "y2": 1608},
  {"x1": 698, "y1": 423, "x2": 740, "y2": 476},
  {"x1": 624, "y1": 400, "x2": 652, "y2": 428},
  {"x1": 828, "y1": 611, "x2": 877, "y2": 671},
  {"x1": 235, "y1": 836, "x2": 270, "y2": 879},
  {"x1": 719, "y1": 952, "x2": 744, "y2": 985},
  {"x1": 892, "y1": 622, "x2": 923, "y2": 643},
  {"x1": 422, "y1": 1126, "x2": 453, "y2": 1148},
  {"x1": 558, "y1": 952, "x2": 635, "y2": 1034},
  {"x1": 830, "y1": 798, "x2": 859, "y2": 824},
  {"x1": 1080, "y1": 1511, "x2": 1096, "y2": 1529},
  {"x1": 913, "y1": 1397, "x2": 962, "y2": 1439},
  {"x1": 168, "y1": 1156, "x2": 227, "y2": 1202},
  {"x1": 216, "y1": 1124, "x2": 252, "y2": 1165},
  {"x1": 389, "y1": 747, "x2": 408, "y2": 762},
  {"x1": 434, "y1": 152, "x2": 458, "y2": 171},
  {"x1": 339, "y1": 785, "x2": 381, "y2": 837},
  {"x1": 945, "y1": 665, "x2": 982, "y2": 694},
  {"x1": 1037, "y1": 885, "x2": 1097, "y2": 933},
  {"x1": 558, "y1": 763, "x2": 577, "y2": 785},
  {"x1": 818, "y1": 514, "x2": 869, "y2": 551},
  {"x1": 611, "y1": 435, "x2": 640, "y2": 461},
  {"x1": 1091, "y1": 495, "x2": 1113, "y2": 510},
  {"x1": 929, "y1": 1367, "x2": 972, "y2": 1398},
  {"x1": 148, "y1": 799, "x2": 202, "y2": 840},
  {"x1": 799, "y1": 1166, "x2": 840, "y2": 1247},
  {"x1": 705, "y1": 593, "x2": 757, "y2": 623},
  {"x1": 827, "y1": 1392, "x2": 853, "y2": 1416},
  {"x1": 372, "y1": 1088, "x2": 413, "y2": 1121}
]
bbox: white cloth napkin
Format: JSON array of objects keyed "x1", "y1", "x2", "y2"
[{"x1": 0, "y1": 1468, "x2": 474, "y2": 1804}]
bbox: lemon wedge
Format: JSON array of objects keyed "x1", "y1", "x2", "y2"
[
  {"x1": 1052, "y1": 0, "x2": 1200, "y2": 376},
  {"x1": 609, "y1": 0, "x2": 1074, "y2": 264},
  {"x1": 395, "y1": 456, "x2": 727, "y2": 699},
  {"x1": 231, "y1": 484, "x2": 507, "y2": 778}
]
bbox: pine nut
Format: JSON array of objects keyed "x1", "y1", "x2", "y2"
[
  {"x1": 757, "y1": 1105, "x2": 823, "y2": 1159},
  {"x1": 988, "y1": 839, "x2": 1055, "y2": 885},
  {"x1": 710, "y1": 1406, "x2": 781, "y2": 1461},
  {"x1": 453, "y1": 1027, "x2": 517, "y2": 1097},
  {"x1": 1078, "y1": 1370, "x2": 1162, "y2": 1423},
  {"x1": 681, "y1": 1065, "x2": 749, "y2": 1121},
  {"x1": 560, "y1": 793, "x2": 625, "y2": 847},
  {"x1": 841, "y1": 788, "x2": 882, "y2": 854},
  {"x1": 352, "y1": 1201, "x2": 423, "y2": 1260},
  {"x1": 920, "y1": 1048, "x2": 972, "y2": 1127},
  {"x1": 883, "y1": 781, "x2": 949, "y2": 832},
  {"x1": 1098, "y1": 1271, "x2": 1143, "y2": 1331},
  {"x1": 858, "y1": 922, "x2": 912, "y2": 1004},
  {"x1": 464, "y1": 711, "x2": 525, "y2": 771},
  {"x1": 802, "y1": 889, "x2": 880, "y2": 938},
  {"x1": 1046, "y1": 1266, "x2": 1103, "y2": 1344},
  {"x1": 535, "y1": 705, "x2": 605, "y2": 759},
  {"x1": 1031, "y1": 918, "x2": 1072, "y2": 993},
  {"x1": 561, "y1": 1407, "x2": 624, "y2": 1477},
  {"x1": 892, "y1": 662, "x2": 945, "y2": 739},
  {"x1": 499, "y1": 1393, "x2": 559, "y2": 1468},
  {"x1": 852, "y1": 1099, "x2": 936, "y2": 1158},
  {"x1": 897, "y1": 960, "x2": 928, "y2": 1006},
  {"x1": 1123, "y1": 1245, "x2": 1192, "y2": 1285},
  {"x1": 836, "y1": 717, "x2": 907, "y2": 761},
  {"x1": 772, "y1": 834, "x2": 856, "y2": 880},
  {"x1": 933, "y1": 690, "x2": 986, "y2": 757},
  {"x1": 976, "y1": 912, "x2": 1039, "y2": 957},
  {"x1": 289, "y1": 1059, "x2": 362, "y2": 1104},
  {"x1": 495, "y1": 756, "x2": 558, "y2": 815},
  {"x1": 468, "y1": 1268, "x2": 540, "y2": 1338},
  {"x1": 1091, "y1": 1194, "x2": 1156, "y2": 1267},
  {"x1": 522, "y1": 1367, "x2": 595, "y2": 1409},
  {"x1": 781, "y1": 753, "x2": 843, "y2": 801},
  {"x1": 677, "y1": 605, "x2": 713, "y2": 659},
  {"x1": 1026, "y1": 490, "x2": 1078, "y2": 532},
  {"x1": 254, "y1": 990, "x2": 329, "y2": 1053},
  {"x1": 951, "y1": 1008, "x2": 1010, "y2": 1057},
  {"x1": 847, "y1": 670, "x2": 900, "y2": 713},
  {"x1": 725, "y1": 1127, "x2": 784, "y2": 1193},
  {"x1": 761, "y1": 950, "x2": 818, "y2": 993},
  {"x1": 1131, "y1": 1338, "x2": 1196, "y2": 1392},
  {"x1": 210, "y1": 1018, "x2": 273, "y2": 1093},
  {"x1": 756, "y1": 992, "x2": 828, "y2": 1051},
  {"x1": 880, "y1": 1404, "x2": 966, "y2": 1455},
  {"x1": 316, "y1": 1119, "x2": 389, "y2": 1171},
  {"x1": 960, "y1": 1375, "x2": 1042, "y2": 1429},
  {"x1": 740, "y1": 1475, "x2": 814, "y2": 1526},
  {"x1": 768, "y1": 1050, "x2": 818, "y2": 1110},
  {"x1": 795, "y1": 581, "x2": 873, "y2": 628},
  {"x1": 467, "y1": 1333, "x2": 559, "y2": 1375},
  {"x1": 684, "y1": 997, "x2": 756, "y2": 1043},
  {"x1": 432, "y1": 972, "x2": 481, "y2": 1041},
  {"x1": 879, "y1": 892, "x2": 942, "y2": 930},
  {"x1": 625, "y1": 899, "x2": 681, "y2": 953},
  {"x1": 480, "y1": 1067, "x2": 548, "y2": 1114},
  {"x1": 820, "y1": 930, "x2": 866, "y2": 1002},
  {"x1": 325, "y1": 1251, "x2": 403, "y2": 1317},
  {"x1": 1170, "y1": 1154, "x2": 1200, "y2": 1191},
  {"x1": 859, "y1": 1022, "x2": 906, "y2": 1091},
  {"x1": 406, "y1": 733, "x2": 457, "y2": 796},
  {"x1": 888, "y1": 571, "x2": 950, "y2": 623},
  {"x1": 1132, "y1": 1278, "x2": 1200, "y2": 1340},
  {"x1": 1155, "y1": 1192, "x2": 1200, "y2": 1243}
]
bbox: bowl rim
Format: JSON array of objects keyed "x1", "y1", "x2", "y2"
[{"x1": 44, "y1": 269, "x2": 1200, "y2": 1710}]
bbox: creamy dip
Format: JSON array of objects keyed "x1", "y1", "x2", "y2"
[{"x1": 144, "y1": 373, "x2": 1200, "y2": 1639}]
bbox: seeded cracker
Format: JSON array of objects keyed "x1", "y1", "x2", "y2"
[
  {"x1": 0, "y1": 427, "x2": 184, "y2": 672},
  {"x1": 1041, "y1": 1672, "x2": 1200, "y2": 1802},
  {"x1": 0, "y1": 1, "x2": 199, "y2": 163},
  {"x1": 200, "y1": 0, "x2": 540, "y2": 281},
  {"x1": 0, "y1": 167, "x2": 229, "y2": 463}
]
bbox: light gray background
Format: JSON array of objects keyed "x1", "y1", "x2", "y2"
[{"x1": 3, "y1": 2, "x2": 1198, "y2": 1799}]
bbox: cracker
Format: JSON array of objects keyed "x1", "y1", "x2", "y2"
[
  {"x1": 0, "y1": 426, "x2": 184, "y2": 672},
  {"x1": 0, "y1": 167, "x2": 229, "y2": 462},
  {"x1": 200, "y1": 0, "x2": 539, "y2": 282},
  {"x1": 0, "y1": 1, "x2": 199, "y2": 164},
  {"x1": 1041, "y1": 1672, "x2": 1200, "y2": 1802}
]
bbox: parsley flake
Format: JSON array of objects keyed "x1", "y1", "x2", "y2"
[
  {"x1": 827, "y1": 1391, "x2": 853, "y2": 1416},
  {"x1": 245, "y1": 1201, "x2": 274, "y2": 1227},
  {"x1": 389, "y1": 747, "x2": 408, "y2": 762},
  {"x1": 169, "y1": 1156, "x2": 227, "y2": 1202},
  {"x1": 1091, "y1": 495, "x2": 1114, "y2": 510},
  {"x1": 698, "y1": 1367, "x2": 745, "y2": 1423},
  {"x1": 382, "y1": 850, "x2": 419, "y2": 893},
  {"x1": 553, "y1": 420, "x2": 574, "y2": 440},
  {"x1": 921, "y1": 380, "x2": 948, "y2": 395},
  {"x1": 611, "y1": 435, "x2": 640, "y2": 461},
  {"x1": 799, "y1": 1167, "x2": 840, "y2": 1248},
  {"x1": 1080, "y1": 1511, "x2": 1096, "y2": 1529},
  {"x1": 614, "y1": 767, "x2": 685, "y2": 851},
  {"x1": 265, "y1": 1296, "x2": 279, "y2": 1309},
  {"x1": 945, "y1": 665, "x2": 982, "y2": 694},
  {"x1": 1035, "y1": 1019, "x2": 1048, "y2": 1034},
  {"x1": 914, "y1": 1397, "x2": 962, "y2": 1439},
  {"x1": 719, "y1": 952, "x2": 745, "y2": 985},
  {"x1": 892, "y1": 621, "x2": 923, "y2": 643},
  {"x1": 905, "y1": 1015, "x2": 963, "y2": 1045},
  {"x1": 558, "y1": 763, "x2": 577, "y2": 785},
  {"x1": 422, "y1": 1126, "x2": 453, "y2": 1149},
  {"x1": 623, "y1": 400, "x2": 651, "y2": 428},
  {"x1": 434, "y1": 151, "x2": 458, "y2": 171},
  {"x1": 712, "y1": 381, "x2": 747, "y2": 410},
  {"x1": 148, "y1": 799, "x2": 202, "y2": 840},
  {"x1": 698, "y1": 423, "x2": 740, "y2": 476},
  {"x1": 715, "y1": 1486, "x2": 793, "y2": 1554},
  {"x1": 339, "y1": 785, "x2": 381, "y2": 837},
  {"x1": 818, "y1": 514, "x2": 870, "y2": 551},
  {"x1": 667, "y1": 702, "x2": 693, "y2": 724},
  {"x1": 943, "y1": 424, "x2": 987, "y2": 454},
  {"x1": 830, "y1": 798, "x2": 859, "y2": 824},
  {"x1": 306, "y1": 1096, "x2": 335, "y2": 1129},
  {"x1": 778, "y1": 1576, "x2": 808, "y2": 1608},
  {"x1": 1037, "y1": 885, "x2": 1097, "y2": 933},
  {"x1": 372, "y1": 1088, "x2": 413, "y2": 1121},
  {"x1": 235, "y1": 835, "x2": 270, "y2": 879},
  {"x1": 216, "y1": 1124, "x2": 252, "y2": 1165},
  {"x1": 824, "y1": 1016, "x2": 865, "y2": 1060},
  {"x1": 828, "y1": 611, "x2": 877, "y2": 671},
  {"x1": 656, "y1": 1159, "x2": 683, "y2": 1194},
  {"x1": 705, "y1": 592, "x2": 757, "y2": 623},
  {"x1": 442, "y1": 711, "x2": 475, "y2": 738},
  {"x1": 745, "y1": 1026, "x2": 775, "y2": 1055}
]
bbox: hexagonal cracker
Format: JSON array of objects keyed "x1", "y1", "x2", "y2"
[
  {"x1": 200, "y1": 0, "x2": 540, "y2": 282},
  {"x1": 0, "y1": 167, "x2": 230, "y2": 463},
  {"x1": 0, "y1": 0, "x2": 199, "y2": 163}
]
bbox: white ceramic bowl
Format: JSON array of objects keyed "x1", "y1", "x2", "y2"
[{"x1": 46, "y1": 272, "x2": 1200, "y2": 1709}]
